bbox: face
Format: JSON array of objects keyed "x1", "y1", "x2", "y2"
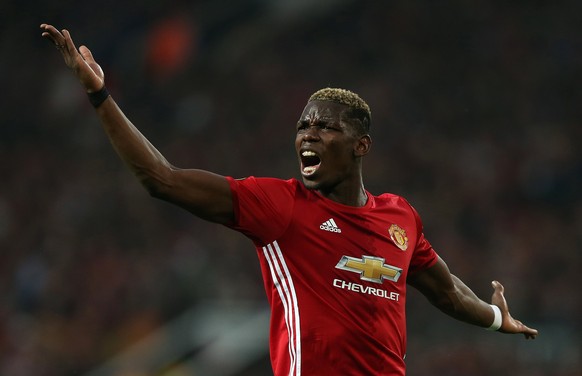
[{"x1": 295, "y1": 100, "x2": 371, "y2": 192}]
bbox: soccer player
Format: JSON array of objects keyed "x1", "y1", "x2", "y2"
[{"x1": 41, "y1": 24, "x2": 538, "y2": 375}]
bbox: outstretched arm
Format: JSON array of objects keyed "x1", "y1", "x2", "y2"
[
  {"x1": 408, "y1": 256, "x2": 538, "y2": 339},
  {"x1": 40, "y1": 24, "x2": 234, "y2": 224}
]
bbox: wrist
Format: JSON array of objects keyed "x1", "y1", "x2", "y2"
[
  {"x1": 87, "y1": 86, "x2": 110, "y2": 108},
  {"x1": 486, "y1": 304, "x2": 502, "y2": 331}
]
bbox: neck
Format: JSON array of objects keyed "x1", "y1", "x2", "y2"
[{"x1": 318, "y1": 180, "x2": 368, "y2": 207}]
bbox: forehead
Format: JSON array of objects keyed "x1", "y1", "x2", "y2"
[{"x1": 299, "y1": 100, "x2": 349, "y2": 121}]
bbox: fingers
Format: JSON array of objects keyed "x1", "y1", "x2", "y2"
[
  {"x1": 520, "y1": 323, "x2": 538, "y2": 339},
  {"x1": 524, "y1": 330, "x2": 538, "y2": 340},
  {"x1": 61, "y1": 29, "x2": 78, "y2": 54},
  {"x1": 40, "y1": 23, "x2": 105, "y2": 92},
  {"x1": 516, "y1": 319, "x2": 539, "y2": 339},
  {"x1": 40, "y1": 24, "x2": 65, "y2": 48},
  {"x1": 491, "y1": 281, "x2": 539, "y2": 340},
  {"x1": 41, "y1": 24, "x2": 79, "y2": 57},
  {"x1": 500, "y1": 315, "x2": 539, "y2": 339}
]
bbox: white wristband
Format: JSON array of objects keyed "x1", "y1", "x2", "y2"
[{"x1": 486, "y1": 304, "x2": 502, "y2": 331}]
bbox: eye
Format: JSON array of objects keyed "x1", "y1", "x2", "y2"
[
  {"x1": 320, "y1": 123, "x2": 337, "y2": 131},
  {"x1": 296, "y1": 121, "x2": 308, "y2": 131}
]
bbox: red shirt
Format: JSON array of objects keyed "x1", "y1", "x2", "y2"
[{"x1": 226, "y1": 177, "x2": 438, "y2": 376}]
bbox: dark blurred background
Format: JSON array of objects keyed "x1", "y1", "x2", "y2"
[{"x1": 1, "y1": 0, "x2": 580, "y2": 375}]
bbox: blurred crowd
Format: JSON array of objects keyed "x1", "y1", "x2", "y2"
[{"x1": 1, "y1": 1, "x2": 580, "y2": 375}]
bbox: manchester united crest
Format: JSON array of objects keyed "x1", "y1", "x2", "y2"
[{"x1": 388, "y1": 224, "x2": 408, "y2": 251}]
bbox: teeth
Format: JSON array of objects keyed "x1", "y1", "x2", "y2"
[
  {"x1": 303, "y1": 166, "x2": 317, "y2": 174},
  {"x1": 302, "y1": 150, "x2": 317, "y2": 157}
]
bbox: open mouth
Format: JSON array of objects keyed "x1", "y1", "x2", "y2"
[{"x1": 300, "y1": 150, "x2": 321, "y2": 176}]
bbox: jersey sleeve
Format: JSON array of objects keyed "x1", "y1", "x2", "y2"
[
  {"x1": 408, "y1": 203, "x2": 439, "y2": 273},
  {"x1": 225, "y1": 176, "x2": 296, "y2": 244}
]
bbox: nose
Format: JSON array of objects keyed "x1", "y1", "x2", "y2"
[{"x1": 302, "y1": 126, "x2": 320, "y2": 142}]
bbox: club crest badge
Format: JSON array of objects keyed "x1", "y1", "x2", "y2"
[{"x1": 388, "y1": 224, "x2": 408, "y2": 251}]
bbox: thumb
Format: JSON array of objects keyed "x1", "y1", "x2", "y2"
[
  {"x1": 491, "y1": 280, "x2": 509, "y2": 313},
  {"x1": 79, "y1": 45, "x2": 95, "y2": 63},
  {"x1": 77, "y1": 44, "x2": 105, "y2": 91},
  {"x1": 492, "y1": 280, "x2": 504, "y2": 295}
]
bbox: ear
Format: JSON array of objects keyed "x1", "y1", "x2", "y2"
[{"x1": 354, "y1": 134, "x2": 372, "y2": 157}]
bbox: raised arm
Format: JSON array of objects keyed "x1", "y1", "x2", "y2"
[
  {"x1": 408, "y1": 256, "x2": 538, "y2": 339},
  {"x1": 40, "y1": 24, "x2": 233, "y2": 224}
]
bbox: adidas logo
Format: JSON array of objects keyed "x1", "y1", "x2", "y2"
[{"x1": 320, "y1": 218, "x2": 342, "y2": 233}]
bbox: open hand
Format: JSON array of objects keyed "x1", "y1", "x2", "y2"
[
  {"x1": 491, "y1": 280, "x2": 538, "y2": 339},
  {"x1": 40, "y1": 24, "x2": 105, "y2": 93}
]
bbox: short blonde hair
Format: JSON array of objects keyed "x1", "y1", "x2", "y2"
[{"x1": 308, "y1": 88, "x2": 371, "y2": 132}]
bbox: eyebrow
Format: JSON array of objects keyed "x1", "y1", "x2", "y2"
[{"x1": 300, "y1": 112, "x2": 336, "y2": 122}]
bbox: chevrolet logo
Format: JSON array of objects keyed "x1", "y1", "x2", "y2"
[{"x1": 336, "y1": 255, "x2": 402, "y2": 283}]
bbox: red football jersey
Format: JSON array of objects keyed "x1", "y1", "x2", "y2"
[{"x1": 226, "y1": 177, "x2": 438, "y2": 376}]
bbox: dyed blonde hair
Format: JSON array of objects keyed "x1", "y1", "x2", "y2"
[{"x1": 308, "y1": 88, "x2": 371, "y2": 133}]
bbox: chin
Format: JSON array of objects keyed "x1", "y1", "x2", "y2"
[
  {"x1": 300, "y1": 176, "x2": 319, "y2": 190},
  {"x1": 302, "y1": 176, "x2": 332, "y2": 192}
]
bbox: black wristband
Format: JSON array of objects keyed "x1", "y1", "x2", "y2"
[{"x1": 87, "y1": 86, "x2": 110, "y2": 108}]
